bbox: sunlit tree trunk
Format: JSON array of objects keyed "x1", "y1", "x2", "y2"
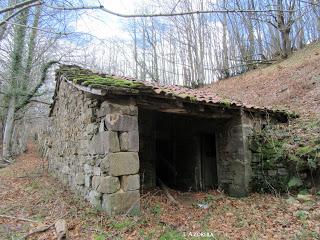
[
  {"x1": 2, "y1": 7, "x2": 29, "y2": 159},
  {"x1": 2, "y1": 97, "x2": 15, "y2": 158}
]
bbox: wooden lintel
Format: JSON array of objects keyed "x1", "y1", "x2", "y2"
[{"x1": 137, "y1": 98, "x2": 234, "y2": 119}]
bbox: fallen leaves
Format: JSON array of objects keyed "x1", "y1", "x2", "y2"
[{"x1": 1, "y1": 145, "x2": 320, "y2": 239}]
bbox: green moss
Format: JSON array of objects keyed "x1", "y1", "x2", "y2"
[
  {"x1": 249, "y1": 119, "x2": 320, "y2": 193},
  {"x1": 59, "y1": 66, "x2": 144, "y2": 89},
  {"x1": 73, "y1": 74, "x2": 144, "y2": 89},
  {"x1": 296, "y1": 146, "x2": 314, "y2": 156},
  {"x1": 175, "y1": 93, "x2": 198, "y2": 103},
  {"x1": 189, "y1": 96, "x2": 197, "y2": 102},
  {"x1": 219, "y1": 99, "x2": 232, "y2": 108}
]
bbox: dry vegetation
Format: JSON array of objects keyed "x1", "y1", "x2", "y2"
[
  {"x1": 1, "y1": 144, "x2": 320, "y2": 240},
  {"x1": 206, "y1": 42, "x2": 320, "y2": 119}
]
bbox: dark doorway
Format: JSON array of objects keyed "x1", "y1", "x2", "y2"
[
  {"x1": 155, "y1": 138, "x2": 176, "y2": 188},
  {"x1": 201, "y1": 134, "x2": 218, "y2": 190},
  {"x1": 139, "y1": 108, "x2": 219, "y2": 191}
]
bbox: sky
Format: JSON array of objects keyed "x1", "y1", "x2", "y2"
[{"x1": 74, "y1": 0, "x2": 146, "y2": 40}]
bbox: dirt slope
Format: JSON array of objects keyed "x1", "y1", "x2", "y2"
[{"x1": 204, "y1": 43, "x2": 320, "y2": 119}]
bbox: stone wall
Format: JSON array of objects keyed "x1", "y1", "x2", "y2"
[
  {"x1": 216, "y1": 110, "x2": 269, "y2": 196},
  {"x1": 215, "y1": 112, "x2": 249, "y2": 197},
  {"x1": 244, "y1": 113, "x2": 294, "y2": 192},
  {"x1": 239, "y1": 111, "x2": 292, "y2": 193},
  {"x1": 45, "y1": 80, "x2": 140, "y2": 215},
  {"x1": 39, "y1": 77, "x2": 280, "y2": 215}
]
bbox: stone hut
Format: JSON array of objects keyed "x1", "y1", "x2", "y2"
[{"x1": 44, "y1": 65, "x2": 290, "y2": 215}]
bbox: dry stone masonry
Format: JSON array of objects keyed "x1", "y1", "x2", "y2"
[
  {"x1": 46, "y1": 80, "x2": 140, "y2": 215},
  {"x1": 33, "y1": 66, "x2": 291, "y2": 215}
]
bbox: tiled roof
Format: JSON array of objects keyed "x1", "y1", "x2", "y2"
[{"x1": 56, "y1": 65, "x2": 295, "y2": 117}]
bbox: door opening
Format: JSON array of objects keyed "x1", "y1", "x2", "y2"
[{"x1": 201, "y1": 133, "x2": 218, "y2": 190}]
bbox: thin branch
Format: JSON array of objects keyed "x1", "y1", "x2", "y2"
[
  {"x1": 0, "y1": 2, "x2": 41, "y2": 27},
  {"x1": 15, "y1": 60, "x2": 59, "y2": 111},
  {"x1": 19, "y1": 213, "x2": 69, "y2": 240},
  {"x1": 2, "y1": 21, "x2": 68, "y2": 35},
  {"x1": 0, "y1": 214, "x2": 39, "y2": 223},
  {"x1": 0, "y1": 0, "x2": 39, "y2": 14},
  {"x1": 300, "y1": 0, "x2": 320, "y2": 7},
  {"x1": 29, "y1": 99, "x2": 51, "y2": 105},
  {"x1": 44, "y1": 4, "x2": 296, "y2": 18}
]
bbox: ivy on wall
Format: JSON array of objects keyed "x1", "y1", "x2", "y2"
[{"x1": 249, "y1": 119, "x2": 320, "y2": 193}]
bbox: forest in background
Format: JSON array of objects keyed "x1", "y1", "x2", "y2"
[
  {"x1": 78, "y1": 0, "x2": 320, "y2": 86},
  {"x1": 0, "y1": 0, "x2": 320, "y2": 159}
]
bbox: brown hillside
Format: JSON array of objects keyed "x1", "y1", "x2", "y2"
[{"x1": 204, "y1": 43, "x2": 320, "y2": 119}]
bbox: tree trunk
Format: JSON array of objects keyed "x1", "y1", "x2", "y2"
[
  {"x1": 222, "y1": 0, "x2": 229, "y2": 78},
  {"x1": 2, "y1": 97, "x2": 16, "y2": 159},
  {"x1": 280, "y1": 29, "x2": 291, "y2": 58},
  {"x1": 0, "y1": 0, "x2": 14, "y2": 41}
]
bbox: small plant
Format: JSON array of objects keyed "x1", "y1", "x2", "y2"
[
  {"x1": 196, "y1": 194, "x2": 216, "y2": 207},
  {"x1": 93, "y1": 233, "x2": 107, "y2": 240},
  {"x1": 108, "y1": 219, "x2": 135, "y2": 230},
  {"x1": 294, "y1": 210, "x2": 309, "y2": 220},
  {"x1": 287, "y1": 176, "x2": 303, "y2": 189},
  {"x1": 151, "y1": 203, "x2": 162, "y2": 216},
  {"x1": 27, "y1": 179, "x2": 40, "y2": 190}
]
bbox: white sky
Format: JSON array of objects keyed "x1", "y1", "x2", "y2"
[{"x1": 74, "y1": 0, "x2": 146, "y2": 40}]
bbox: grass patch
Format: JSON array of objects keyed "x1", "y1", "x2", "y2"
[
  {"x1": 108, "y1": 219, "x2": 136, "y2": 231},
  {"x1": 159, "y1": 229, "x2": 185, "y2": 240}
]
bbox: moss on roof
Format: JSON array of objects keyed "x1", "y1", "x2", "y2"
[
  {"x1": 57, "y1": 66, "x2": 144, "y2": 89},
  {"x1": 55, "y1": 65, "x2": 294, "y2": 120},
  {"x1": 73, "y1": 75, "x2": 144, "y2": 88}
]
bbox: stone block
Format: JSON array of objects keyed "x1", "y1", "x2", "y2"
[
  {"x1": 268, "y1": 170, "x2": 277, "y2": 176},
  {"x1": 90, "y1": 131, "x2": 120, "y2": 155},
  {"x1": 86, "y1": 190, "x2": 102, "y2": 207},
  {"x1": 108, "y1": 152, "x2": 139, "y2": 176},
  {"x1": 98, "y1": 176, "x2": 120, "y2": 194},
  {"x1": 89, "y1": 134, "x2": 104, "y2": 155},
  {"x1": 105, "y1": 114, "x2": 138, "y2": 132},
  {"x1": 102, "y1": 190, "x2": 140, "y2": 215},
  {"x1": 93, "y1": 167, "x2": 101, "y2": 176},
  {"x1": 278, "y1": 168, "x2": 288, "y2": 176},
  {"x1": 85, "y1": 174, "x2": 91, "y2": 187},
  {"x1": 121, "y1": 174, "x2": 140, "y2": 191},
  {"x1": 128, "y1": 130, "x2": 139, "y2": 152},
  {"x1": 100, "y1": 156, "x2": 110, "y2": 173},
  {"x1": 119, "y1": 132, "x2": 129, "y2": 151},
  {"x1": 92, "y1": 176, "x2": 101, "y2": 190},
  {"x1": 84, "y1": 164, "x2": 93, "y2": 174},
  {"x1": 75, "y1": 173, "x2": 85, "y2": 185},
  {"x1": 101, "y1": 131, "x2": 120, "y2": 153},
  {"x1": 97, "y1": 102, "x2": 138, "y2": 118}
]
